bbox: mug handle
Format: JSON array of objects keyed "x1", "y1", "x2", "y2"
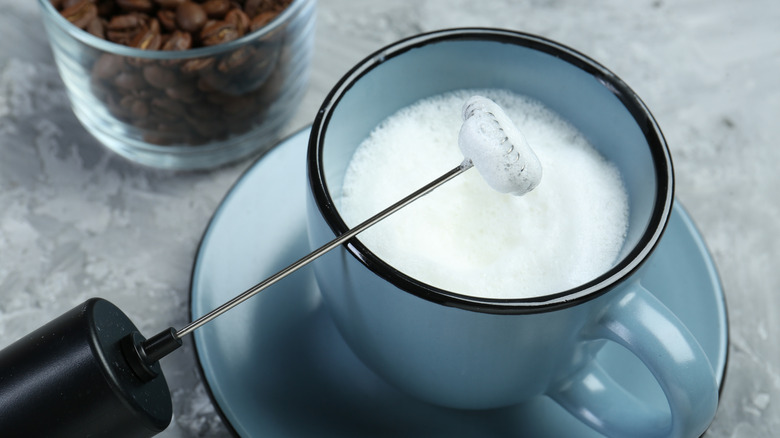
[{"x1": 548, "y1": 280, "x2": 719, "y2": 438}]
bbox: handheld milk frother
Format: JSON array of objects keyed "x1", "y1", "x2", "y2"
[{"x1": 0, "y1": 97, "x2": 541, "y2": 436}]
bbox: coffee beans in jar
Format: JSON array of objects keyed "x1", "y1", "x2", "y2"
[{"x1": 47, "y1": 0, "x2": 306, "y2": 150}]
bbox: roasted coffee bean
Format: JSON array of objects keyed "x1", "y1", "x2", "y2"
[
  {"x1": 217, "y1": 46, "x2": 252, "y2": 73},
  {"x1": 148, "y1": 16, "x2": 161, "y2": 33},
  {"x1": 175, "y1": 1, "x2": 207, "y2": 33},
  {"x1": 120, "y1": 95, "x2": 151, "y2": 118},
  {"x1": 62, "y1": 0, "x2": 98, "y2": 29},
  {"x1": 107, "y1": 30, "x2": 135, "y2": 45},
  {"x1": 249, "y1": 11, "x2": 276, "y2": 32},
  {"x1": 165, "y1": 82, "x2": 200, "y2": 103},
  {"x1": 197, "y1": 72, "x2": 232, "y2": 92},
  {"x1": 243, "y1": 50, "x2": 275, "y2": 81},
  {"x1": 114, "y1": 71, "x2": 146, "y2": 90},
  {"x1": 107, "y1": 12, "x2": 148, "y2": 30},
  {"x1": 116, "y1": 0, "x2": 154, "y2": 13},
  {"x1": 243, "y1": 0, "x2": 267, "y2": 18},
  {"x1": 200, "y1": 20, "x2": 240, "y2": 46},
  {"x1": 153, "y1": 0, "x2": 185, "y2": 9},
  {"x1": 130, "y1": 24, "x2": 162, "y2": 50},
  {"x1": 142, "y1": 64, "x2": 178, "y2": 88},
  {"x1": 160, "y1": 30, "x2": 192, "y2": 50},
  {"x1": 202, "y1": 0, "x2": 231, "y2": 18},
  {"x1": 106, "y1": 12, "x2": 148, "y2": 43},
  {"x1": 180, "y1": 57, "x2": 214, "y2": 74},
  {"x1": 225, "y1": 9, "x2": 250, "y2": 35},
  {"x1": 92, "y1": 54, "x2": 125, "y2": 79},
  {"x1": 157, "y1": 9, "x2": 177, "y2": 30}
]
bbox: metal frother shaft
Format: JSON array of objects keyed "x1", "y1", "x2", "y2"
[
  {"x1": 124, "y1": 159, "x2": 475, "y2": 374},
  {"x1": 176, "y1": 159, "x2": 474, "y2": 339},
  {"x1": 0, "y1": 96, "x2": 537, "y2": 436}
]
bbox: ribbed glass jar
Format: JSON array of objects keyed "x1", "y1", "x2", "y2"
[{"x1": 38, "y1": 0, "x2": 316, "y2": 170}]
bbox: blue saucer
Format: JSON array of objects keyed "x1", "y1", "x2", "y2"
[{"x1": 190, "y1": 127, "x2": 728, "y2": 437}]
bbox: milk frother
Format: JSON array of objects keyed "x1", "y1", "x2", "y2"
[
  {"x1": 0, "y1": 98, "x2": 535, "y2": 436},
  {"x1": 0, "y1": 163, "x2": 472, "y2": 437}
]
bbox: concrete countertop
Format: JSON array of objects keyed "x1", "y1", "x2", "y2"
[{"x1": 1, "y1": 0, "x2": 778, "y2": 436}]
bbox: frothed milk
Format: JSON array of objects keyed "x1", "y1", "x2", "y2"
[{"x1": 339, "y1": 90, "x2": 629, "y2": 299}]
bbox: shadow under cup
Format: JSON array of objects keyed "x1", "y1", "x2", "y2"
[{"x1": 306, "y1": 29, "x2": 713, "y2": 438}]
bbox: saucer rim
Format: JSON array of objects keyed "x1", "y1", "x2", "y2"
[{"x1": 188, "y1": 125, "x2": 729, "y2": 437}]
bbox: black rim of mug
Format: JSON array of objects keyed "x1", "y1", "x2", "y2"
[{"x1": 308, "y1": 27, "x2": 674, "y2": 315}]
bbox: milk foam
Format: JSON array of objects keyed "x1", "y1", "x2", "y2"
[{"x1": 339, "y1": 89, "x2": 629, "y2": 299}]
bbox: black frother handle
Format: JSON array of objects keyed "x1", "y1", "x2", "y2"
[{"x1": 0, "y1": 298, "x2": 174, "y2": 437}]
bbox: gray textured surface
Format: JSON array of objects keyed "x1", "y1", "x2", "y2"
[{"x1": 1, "y1": 0, "x2": 778, "y2": 436}]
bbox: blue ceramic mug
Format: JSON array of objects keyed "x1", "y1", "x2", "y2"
[{"x1": 306, "y1": 28, "x2": 718, "y2": 438}]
